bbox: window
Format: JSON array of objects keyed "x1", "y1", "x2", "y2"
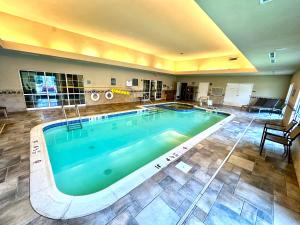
[
  {"x1": 211, "y1": 87, "x2": 223, "y2": 96},
  {"x1": 292, "y1": 90, "x2": 300, "y2": 121},
  {"x1": 285, "y1": 83, "x2": 294, "y2": 104},
  {"x1": 20, "y1": 70, "x2": 85, "y2": 109}
]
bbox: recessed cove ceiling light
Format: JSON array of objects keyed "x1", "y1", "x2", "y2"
[
  {"x1": 275, "y1": 48, "x2": 287, "y2": 51},
  {"x1": 259, "y1": 0, "x2": 273, "y2": 4}
]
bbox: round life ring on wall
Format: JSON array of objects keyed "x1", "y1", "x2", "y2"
[
  {"x1": 90, "y1": 92, "x2": 100, "y2": 101},
  {"x1": 105, "y1": 91, "x2": 114, "y2": 100}
]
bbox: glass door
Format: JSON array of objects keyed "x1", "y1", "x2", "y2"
[
  {"x1": 156, "y1": 81, "x2": 162, "y2": 99},
  {"x1": 142, "y1": 80, "x2": 150, "y2": 100},
  {"x1": 150, "y1": 80, "x2": 156, "y2": 100}
]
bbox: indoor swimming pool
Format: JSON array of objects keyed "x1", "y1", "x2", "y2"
[
  {"x1": 30, "y1": 103, "x2": 233, "y2": 218},
  {"x1": 44, "y1": 106, "x2": 227, "y2": 195}
]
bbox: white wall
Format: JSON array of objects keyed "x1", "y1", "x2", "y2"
[
  {"x1": 0, "y1": 50, "x2": 176, "y2": 111},
  {"x1": 176, "y1": 75, "x2": 291, "y2": 99},
  {"x1": 0, "y1": 49, "x2": 292, "y2": 112}
]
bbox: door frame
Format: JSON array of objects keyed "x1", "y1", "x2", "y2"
[
  {"x1": 142, "y1": 80, "x2": 163, "y2": 101},
  {"x1": 142, "y1": 80, "x2": 150, "y2": 101},
  {"x1": 156, "y1": 80, "x2": 163, "y2": 100}
]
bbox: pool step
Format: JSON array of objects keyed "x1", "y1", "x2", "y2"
[
  {"x1": 62, "y1": 104, "x2": 83, "y2": 131},
  {"x1": 68, "y1": 122, "x2": 82, "y2": 131},
  {"x1": 144, "y1": 109, "x2": 164, "y2": 116},
  {"x1": 147, "y1": 107, "x2": 159, "y2": 110},
  {"x1": 147, "y1": 107, "x2": 164, "y2": 113}
]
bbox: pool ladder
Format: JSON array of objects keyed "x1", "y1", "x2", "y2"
[{"x1": 62, "y1": 105, "x2": 83, "y2": 131}]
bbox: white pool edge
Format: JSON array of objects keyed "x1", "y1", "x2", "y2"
[{"x1": 29, "y1": 103, "x2": 235, "y2": 219}]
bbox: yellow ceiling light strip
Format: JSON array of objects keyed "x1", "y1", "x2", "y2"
[{"x1": 0, "y1": 11, "x2": 256, "y2": 74}]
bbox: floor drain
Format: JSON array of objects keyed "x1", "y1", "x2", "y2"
[
  {"x1": 104, "y1": 169, "x2": 112, "y2": 175},
  {"x1": 89, "y1": 146, "x2": 95, "y2": 149}
]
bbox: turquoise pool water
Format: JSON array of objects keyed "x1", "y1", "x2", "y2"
[{"x1": 44, "y1": 107, "x2": 227, "y2": 196}]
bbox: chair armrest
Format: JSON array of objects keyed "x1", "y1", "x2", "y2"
[
  {"x1": 265, "y1": 121, "x2": 282, "y2": 126},
  {"x1": 264, "y1": 122, "x2": 284, "y2": 128},
  {"x1": 265, "y1": 132, "x2": 285, "y2": 138},
  {"x1": 265, "y1": 126, "x2": 285, "y2": 132}
]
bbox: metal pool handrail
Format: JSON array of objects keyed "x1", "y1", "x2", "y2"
[
  {"x1": 61, "y1": 105, "x2": 69, "y2": 130},
  {"x1": 61, "y1": 105, "x2": 83, "y2": 131},
  {"x1": 75, "y1": 104, "x2": 83, "y2": 129}
]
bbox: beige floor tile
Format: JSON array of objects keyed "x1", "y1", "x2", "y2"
[{"x1": 228, "y1": 155, "x2": 255, "y2": 171}]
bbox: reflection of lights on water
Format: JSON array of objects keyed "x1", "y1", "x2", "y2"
[
  {"x1": 159, "y1": 130, "x2": 189, "y2": 142},
  {"x1": 109, "y1": 130, "x2": 187, "y2": 157},
  {"x1": 109, "y1": 140, "x2": 144, "y2": 157}
]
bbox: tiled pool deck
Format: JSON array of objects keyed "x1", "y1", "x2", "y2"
[{"x1": 0, "y1": 102, "x2": 300, "y2": 225}]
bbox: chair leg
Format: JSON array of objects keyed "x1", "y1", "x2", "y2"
[
  {"x1": 260, "y1": 138, "x2": 266, "y2": 155},
  {"x1": 260, "y1": 130, "x2": 267, "y2": 147},
  {"x1": 288, "y1": 145, "x2": 291, "y2": 163},
  {"x1": 282, "y1": 145, "x2": 287, "y2": 158}
]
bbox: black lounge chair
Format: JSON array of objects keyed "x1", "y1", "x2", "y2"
[
  {"x1": 272, "y1": 100, "x2": 286, "y2": 116},
  {"x1": 260, "y1": 125, "x2": 300, "y2": 163},
  {"x1": 260, "y1": 119, "x2": 298, "y2": 147},
  {"x1": 241, "y1": 97, "x2": 267, "y2": 111},
  {"x1": 249, "y1": 98, "x2": 279, "y2": 113}
]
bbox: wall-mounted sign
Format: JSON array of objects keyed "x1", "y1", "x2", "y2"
[
  {"x1": 111, "y1": 78, "x2": 116, "y2": 86},
  {"x1": 132, "y1": 78, "x2": 138, "y2": 86}
]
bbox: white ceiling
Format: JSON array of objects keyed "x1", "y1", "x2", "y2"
[{"x1": 196, "y1": 0, "x2": 300, "y2": 75}]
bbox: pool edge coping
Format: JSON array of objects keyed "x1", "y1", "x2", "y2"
[{"x1": 29, "y1": 102, "x2": 235, "y2": 219}]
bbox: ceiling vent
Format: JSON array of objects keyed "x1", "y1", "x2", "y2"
[
  {"x1": 259, "y1": 0, "x2": 272, "y2": 4},
  {"x1": 229, "y1": 57, "x2": 238, "y2": 61},
  {"x1": 269, "y1": 52, "x2": 276, "y2": 63}
]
